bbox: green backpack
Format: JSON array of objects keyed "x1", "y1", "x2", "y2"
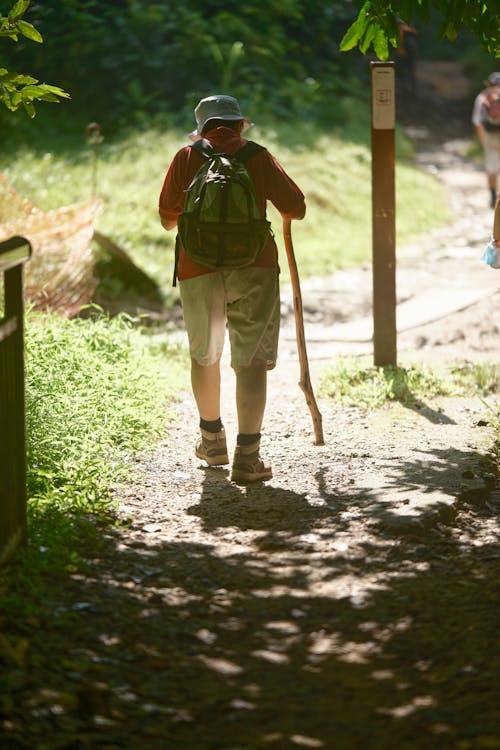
[{"x1": 176, "y1": 139, "x2": 271, "y2": 276}]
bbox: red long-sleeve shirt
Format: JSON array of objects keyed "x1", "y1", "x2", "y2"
[{"x1": 158, "y1": 126, "x2": 306, "y2": 281}]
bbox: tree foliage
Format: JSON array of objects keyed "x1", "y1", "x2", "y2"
[
  {"x1": 341, "y1": 0, "x2": 500, "y2": 60},
  {"x1": 0, "y1": 0, "x2": 361, "y2": 128},
  {"x1": 0, "y1": 0, "x2": 497, "y2": 129},
  {"x1": 0, "y1": 0, "x2": 69, "y2": 116}
]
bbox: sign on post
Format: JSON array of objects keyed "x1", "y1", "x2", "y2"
[{"x1": 371, "y1": 61, "x2": 397, "y2": 367}]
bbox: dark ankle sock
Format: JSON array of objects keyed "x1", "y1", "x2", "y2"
[
  {"x1": 200, "y1": 417, "x2": 223, "y2": 433},
  {"x1": 237, "y1": 432, "x2": 261, "y2": 446}
]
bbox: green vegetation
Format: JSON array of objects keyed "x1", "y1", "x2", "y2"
[
  {"x1": 0, "y1": 0, "x2": 360, "y2": 129},
  {"x1": 264, "y1": 126, "x2": 450, "y2": 281},
  {"x1": 0, "y1": 1, "x2": 69, "y2": 116},
  {"x1": 342, "y1": 0, "x2": 499, "y2": 60},
  {"x1": 319, "y1": 357, "x2": 500, "y2": 409},
  {"x1": 26, "y1": 309, "x2": 187, "y2": 512},
  {"x1": 0, "y1": 310, "x2": 187, "y2": 615},
  {"x1": 1, "y1": 1, "x2": 495, "y2": 133},
  {"x1": 2, "y1": 117, "x2": 452, "y2": 297}
]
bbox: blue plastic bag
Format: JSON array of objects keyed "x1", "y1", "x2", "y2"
[{"x1": 480, "y1": 243, "x2": 500, "y2": 268}]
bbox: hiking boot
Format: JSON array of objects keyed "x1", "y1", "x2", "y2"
[
  {"x1": 231, "y1": 441, "x2": 272, "y2": 484},
  {"x1": 195, "y1": 428, "x2": 229, "y2": 466}
]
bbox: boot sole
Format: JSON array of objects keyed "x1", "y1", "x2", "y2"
[
  {"x1": 196, "y1": 449, "x2": 229, "y2": 466},
  {"x1": 231, "y1": 468, "x2": 273, "y2": 484}
]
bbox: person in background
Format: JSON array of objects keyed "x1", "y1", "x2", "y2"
[
  {"x1": 394, "y1": 16, "x2": 418, "y2": 99},
  {"x1": 158, "y1": 95, "x2": 306, "y2": 484},
  {"x1": 472, "y1": 72, "x2": 500, "y2": 208}
]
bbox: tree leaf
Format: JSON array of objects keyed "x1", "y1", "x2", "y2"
[
  {"x1": 1, "y1": 71, "x2": 39, "y2": 84},
  {"x1": 8, "y1": 0, "x2": 30, "y2": 22},
  {"x1": 23, "y1": 100, "x2": 36, "y2": 117},
  {"x1": 360, "y1": 25, "x2": 376, "y2": 55},
  {"x1": 17, "y1": 19, "x2": 43, "y2": 43},
  {"x1": 1, "y1": 28, "x2": 18, "y2": 41},
  {"x1": 37, "y1": 83, "x2": 70, "y2": 98},
  {"x1": 339, "y1": 1, "x2": 372, "y2": 52},
  {"x1": 373, "y1": 27, "x2": 389, "y2": 60},
  {"x1": 18, "y1": 84, "x2": 41, "y2": 99},
  {"x1": 37, "y1": 92, "x2": 62, "y2": 102}
]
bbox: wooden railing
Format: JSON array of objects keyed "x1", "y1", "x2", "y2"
[{"x1": 0, "y1": 236, "x2": 31, "y2": 567}]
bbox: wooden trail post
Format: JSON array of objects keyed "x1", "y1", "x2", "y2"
[
  {"x1": 371, "y1": 61, "x2": 397, "y2": 367},
  {"x1": 283, "y1": 218, "x2": 324, "y2": 446}
]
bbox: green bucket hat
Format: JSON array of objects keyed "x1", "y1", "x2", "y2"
[{"x1": 189, "y1": 95, "x2": 253, "y2": 140}]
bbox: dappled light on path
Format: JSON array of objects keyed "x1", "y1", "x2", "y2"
[
  {"x1": 2, "y1": 59, "x2": 500, "y2": 747},
  {"x1": 2, "y1": 444, "x2": 497, "y2": 748}
]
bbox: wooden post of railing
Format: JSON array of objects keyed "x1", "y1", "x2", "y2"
[{"x1": 0, "y1": 236, "x2": 32, "y2": 567}]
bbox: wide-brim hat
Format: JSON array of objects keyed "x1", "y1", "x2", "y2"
[
  {"x1": 188, "y1": 95, "x2": 253, "y2": 141},
  {"x1": 486, "y1": 72, "x2": 500, "y2": 86}
]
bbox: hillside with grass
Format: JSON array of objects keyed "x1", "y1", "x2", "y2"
[{"x1": 2, "y1": 117, "x2": 452, "y2": 303}]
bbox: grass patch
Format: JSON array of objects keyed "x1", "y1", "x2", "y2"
[
  {"x1": 2, "y1": 119, "x2": 453, "y2": 298},
  {"x1": 449, "y1": 361, "x2": 500, "y2": 396},
  {"x1": 319, "y1": 357, "x2": 500, "y2": 410},
  {"x1": 0, "y1": 311, "x2": 188, "y2": 619},
  {"x1": 26, "y1": 309, "x2": 188, "y2": 513}
]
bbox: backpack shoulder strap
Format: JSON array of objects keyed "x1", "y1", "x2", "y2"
[
  {"x1": 190, "y1": 138, "x2": 214, "y2": 159},
  {"x1": 235, "y1": 141, "x2": 265, "y2": 164}
]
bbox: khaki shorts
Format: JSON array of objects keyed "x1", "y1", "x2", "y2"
[
  {"x1": 484, "y1": 131, "x2": 500, "y2": 174},
  {"x1": 179, "y1": 268, "x2": 280, "y2": 370}
]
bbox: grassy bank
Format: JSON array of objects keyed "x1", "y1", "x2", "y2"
[
  {"x1": 0, "y1": 309, "x2": 187, "y2": 618},
  {"x1": 26, "y1": 310, "x2": 187, "y2": 512}
]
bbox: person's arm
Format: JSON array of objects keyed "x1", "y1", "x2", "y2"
[
  {"x1": 158, "y1": 146, "x2": 193, "y2": 231},
  {"x1": 250, "y1": 150, "x2": 306, "y2": 220}
]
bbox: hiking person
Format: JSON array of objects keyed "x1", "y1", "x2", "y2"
[
  {"x1": 394, "y1": 16, "x2": 418, "y2": 98},
  {"x1": 158, "y1": 94, "x2": 306, "y2": 483},
  {"x1": 472, "y1": 72, "x2": 500, "y2": 208}
]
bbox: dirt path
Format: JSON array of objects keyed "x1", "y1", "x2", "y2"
[{"x1": 2, "y1": 62, "x2": 499, "y2": 750}]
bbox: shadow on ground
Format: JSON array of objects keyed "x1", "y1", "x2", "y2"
[{"x1": 1, "y1": 440, "x2": 498, "y2": 750}]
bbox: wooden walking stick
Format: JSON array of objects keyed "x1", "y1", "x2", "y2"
[{"x1": 283, "y1": 218, "x2": 324, "y2": 445}]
